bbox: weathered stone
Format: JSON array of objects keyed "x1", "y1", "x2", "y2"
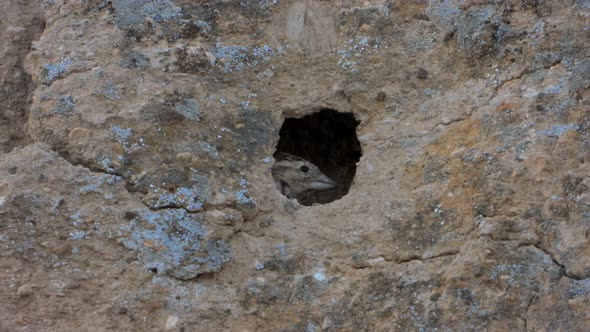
[{"x1": 1, "y1": 1, "x2": 589, "y2": 331}]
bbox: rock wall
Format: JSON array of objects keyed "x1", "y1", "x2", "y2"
[
  {"x1": 1, "y1": 0, "x2": 589, "y2": 331},
  {"x1": 0, "y1": 0, "x2": 44, "y2": 152}
]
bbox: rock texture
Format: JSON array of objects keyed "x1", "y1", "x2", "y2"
[
  {"x1": 0, "y1": 0, "x2": 44, "y2": 152},
  {"x1": 1, "y1": 0, "x2": 589, "y2": 331}
]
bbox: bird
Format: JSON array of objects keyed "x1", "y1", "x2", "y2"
[{"x1": 271, "y1": 152, "x2": 337, "y2": 200}]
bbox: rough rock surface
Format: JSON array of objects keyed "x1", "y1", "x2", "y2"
[
  {"x1": 1, "y1": 0, "x2": 589, "y2": 330},
  {"x1": 0, "y1": 0, "x2": 44, "y2": 152}
]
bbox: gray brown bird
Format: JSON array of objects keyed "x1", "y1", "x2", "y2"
[{"x1": 271, "y1": 152, "x2": 337, "y2": 199}]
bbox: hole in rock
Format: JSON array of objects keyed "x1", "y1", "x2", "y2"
[{"x1": 273, "y1": 109, "x2": 362, "y2": 206}]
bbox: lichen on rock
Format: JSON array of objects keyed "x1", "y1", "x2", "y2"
[
  {"x1": 1, "y1": 0, "x2": 589, "y2": 330},
  {"x1": 120, "y1": 209, "x2": 231, "y2": 280}
]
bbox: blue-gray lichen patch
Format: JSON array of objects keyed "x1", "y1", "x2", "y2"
[
  {"x1": 175, "y1": 99, "x2": 202, "y2": 121},
  {"x1": 116, "y1": 53, "x2": 150, "y2": 69},
  {"x1": 568, "y1": 279, "x2": 590, "y2": 298},
  {"x1": 52, "y1": 95, "x2": 76, "y2": 116},
  {"x1": 110, "y1": 125, "x2": 147, "y2": 153},
  {"x1": 120, "y1": 209, "x2": 232, "y2": 280},
  {"x1": 352, "y1": 4, "x2": 390, "y2": 23},
  {"x1": 426, "y1": 0, "x2": 462, "y2": 32},
  {"x1": 146, "y1": 186, "x2": 208, "y2": 212},
  {"x1": 490, "y1": 246, "x2": 562, "y2": 289},
  {"x1": 537, "y1": 124, "x2": 579, "y2": 138},
  {"x1": 569, "y1": 58, "x2": 590, "y2": 92},
  {"x1": 574, "y1": 0, "x2": 590, "y2": 10},
  {"x1": 455, "y1": 7, "x2": 498, "y2": 47},
  {"x1": 404, "y1": 23, "x2": 439, "y2": 56},
  {"x1": 209, "y1": 43, "x2": 285, "y2": 73},
  {"x1": 336, "y1": 36, "x2": 382, "y2": 73},
  {"x1": 112, "y1": 0, "x2": 182, "y2": 29},
  {"x1": 235, "y1": 177, "x2": 256, "y2": 208},
  {"x1": 143, "y1": 170, "x2": 210, "y2": 211},
  {"x1": 77, "y1": 172, "x2": 124, "y2": 201},
  {"x1": 196, "y1": 141, "x2": 219, "y2": 159},
  {"x1": 240, "y1": 0, "x2": 280, "y2": 9},
  {"x1": 41, "y1": 58, "x2": 73, "y2": 85}
]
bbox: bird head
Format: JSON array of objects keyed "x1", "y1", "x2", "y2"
[{"x1": 272, "y1": 153, "x2": 337, "y2": 198}]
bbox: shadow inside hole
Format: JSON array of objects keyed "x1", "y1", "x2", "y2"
[{"x1": 273, "y1": 109, "x2": 362, "y2": 206}]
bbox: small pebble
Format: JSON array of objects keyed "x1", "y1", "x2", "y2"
[
  {"x1": 165, "y1": 315, "x2": 179, "y2": 330},
  {"x1": 375, "y1": 91, "x2": 386, "y2": 102},
  {"x1": 346, "y1": 82, "x2": 368, "y2": 94},
  {"x1": 322, "y1": 316, "x2": 332, "y2": 330},
  {"x1": 17, "y1": 284, "x2": 34, "y2": 298}
]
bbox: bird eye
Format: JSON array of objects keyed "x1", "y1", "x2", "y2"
[{"x1": 299, "y1": 165, "x2": 309, "y2": 173}]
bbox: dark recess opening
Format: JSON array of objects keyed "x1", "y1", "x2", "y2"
[{"x1": 273, "y1": 109, "x2": 362, "y2": 206}]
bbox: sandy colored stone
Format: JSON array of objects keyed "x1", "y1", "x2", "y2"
[
  {"x1": 0, "y1": 0, "x2": 588, "y2": 331},
  {"x1": 16, "y1": 284, "x2": 35, "y2": 298}
]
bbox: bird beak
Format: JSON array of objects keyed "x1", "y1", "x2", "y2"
[{"x1": 309, "y1": 174, "x2": 337, "y2": 190}]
